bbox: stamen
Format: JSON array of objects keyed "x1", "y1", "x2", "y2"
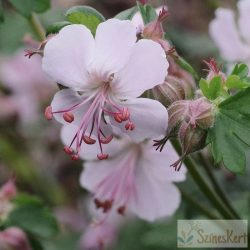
[
  {"x1": 117, "y1": 206, "x2": 126, "y2": 215},
  {"x1": 83, "y1": 135, "x2": 96, "y2": 145},
  {"x1": 125, "y1": 121, "x2": 135, "y2": 131},
  {"x1": 44, "y1": 106, "x2": 53, "y2": 120},
  {"x1": 114, "y1": 113, "x2": 123, "y2": 123},
  {"x1": 100, "y1": 135, "x2": 113, "y2": 144},
  {"x1": 121, "y1": 107, "x2": 130, "y2": 121},
  {"x1": 63, "y1": 112, "x2": 74, "y2": 123},
  {"x1": 71, "y1": 154, "x2": 80, "y2": 161},
  {"x1": 97, "y1": 153, "x2": 109, "y2": 160},
  {"x1": 64, "y1": 146, "x2": 73, "y2": 155}
]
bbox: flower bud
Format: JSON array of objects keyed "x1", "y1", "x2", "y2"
[
  {"x1": 167, "y1": 98, "x2": 214, "y2": 136},
  {"x1": 204, "y1": 58, "x2": 226, "y2": 82},
  {"x1": 154, "y1": 98, "x2": 214, "y2": 160},
  {"x1": 178, "y1": 121, "x2": 207, "y2": 155},
  {"x1": 0, "y1": 227, "x2": 31, "y2": 250},
  {"x1": 143, "y1": 8, "x2": 168, "y2": 40},
  {"x1": 152, "y1": 75, "x2": 188, "y2": 106}
]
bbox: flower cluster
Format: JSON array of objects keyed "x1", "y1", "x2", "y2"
[{"x1": 33, "y1": 13, "x2": 189, "y2": 233}]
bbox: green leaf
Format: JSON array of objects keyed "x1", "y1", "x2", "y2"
[
  {"x1": 8, "y1": 0, "x2": 50, "y2": 18},
  {"x1": 136, "y1": 2, "x2": 157, "y2": 24},
  {"x1": 114, "y1": 6, "x2": 138, "y2": 20},
  {"x1": 208, "y1": 87, "x2": 250, "y2": 174},
  {"x1": 225, "y1": 75, "x2": 250, "y2": 89},
  {"x1": 230, "y1": 64, "x2": 249, "y2": 79},
  {"x1": 0, "y1": 0, "x2": 4, "y2": 22},
  {"x1": 46, "y1": 21, "x2": 71, "y2": 35},
  {"x1": 7, "y1": 194, "x2": 59, "y2": 238},
  {"x1": 175, "y1": 56, "x2": 199, "y2": 80},
  {"x1": 199, "y1": 76, "x2": 221, "y2": 100},
  {"x1": 65, "y1": 6, "x2": 105, "y2": 35}
]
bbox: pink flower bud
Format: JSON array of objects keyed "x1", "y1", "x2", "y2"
[
  {"x1": 0, "y1": 227, "x2": 31, "y2": 250},
  {"x1": 143, "y1": 7, "x2": 168, "y2": 41},
  {"x1": 152, "y1": 76, "x2": 187, "y2": 106},
  {"x1": 204, "y1": 58, "x2": 226, "y2": 82}
]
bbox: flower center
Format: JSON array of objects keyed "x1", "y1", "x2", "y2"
[{"x1": 45, "y1": 76, "x2": 135, "y2": 160}]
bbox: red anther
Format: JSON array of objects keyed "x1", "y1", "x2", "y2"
[
  {"x1": 97, "y1": 153, "x2": 109, "y2": 160},
  {"x1": 44, "y1": 106, "x2": 53, "y2": 120},
  {"x1": 117, "y1": 206, "x2": 126, "y2": 215},
  {"x1": 114, "y1": 113, "x2": 123, "y2": 123},
  {"x1": 125, "y1": 122, "x2": 135, "y2": 131},
  {"x1": 102, "y1": 200, "x2": 113, "y2": 213},
  {"x1": 94, "y1": 198, "x2": 103, "y2": 209},
  {"x1": 100, "y1": 135, "x2": 113, "y2": 144},
  {"x1": 83, "y1": 135, "x2": 96, "y2": 145},
  {"x1": 121, "y1": 108, "x2": 130, "y2": 121},
  {"x1": 63, "y1": 112, "x2": 74, "y2": 123},
  {"x1": 64, "y1": 146, "x2": 73, "y2": 155},
  {"x1": 71, "y1": 154, "x2": 79, "y2": 161}
]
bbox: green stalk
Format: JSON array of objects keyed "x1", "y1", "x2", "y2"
[
  {"x1": 197, "y1": 152, "x2": 240, "y2": 219},
  {"x1": 171, "y1": 140, "x2": 234, "y2": 219},
  {"x1": 179, "y1": 187, "x2": 220, "y2": 220},
  {"x1": 28, "y1": 12, "x2": 46, "y2": 41}
]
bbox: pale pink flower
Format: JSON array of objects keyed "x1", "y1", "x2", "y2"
[
  {"x1": 42, "y1": 19, "x2": 168, "y2": 160},
  {"x1": 61, "y1": 125, "x2": 186, "y2": 222},
  {"x1": 0, "y1": 50, "x2": 54, "y2": 124},
  {"x1": 209, "y1": 0, "x2": 250, "y2": 69}
]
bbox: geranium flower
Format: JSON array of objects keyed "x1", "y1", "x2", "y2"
[
  {"x1": 61, "y1": 125, "x2": 186, "y2": 222},
  {"x1": 209, "y1": 0, "x2": 250, "y2": 69},
  {"x1": 42, "y1": 19, "x2": 168, "y2": 160}
]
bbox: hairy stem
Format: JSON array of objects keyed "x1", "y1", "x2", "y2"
[{"x1": 28, "y1": 12, "x2": 46, "y2": 41}]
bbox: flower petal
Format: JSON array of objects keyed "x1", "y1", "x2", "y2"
[
  {"x1": 129, "y1": 164, "x2": 181, "y2": 221},
  {"x1": 112, "y1": 39, "x2": 168, "y2": 98},
  {"x1": 141, "y1": 141, "x2": 187, "y2": 182},
  {"x1": 51, "y1": 89, "x2": 89, "y2": 125},
  {"x1": 42, "y1": 24, "x2": 95, "y2": 90},
  {"x1": 80, "y1": 154, "x2": 123, "y2": 192},
  {"x1": 110, "y1": 98, "x2": 168, "y2": 142},
  {"x1": 238, "y1": 0, "x2": 250, "y2": 43},
  {"x1": 91, "y1": 19, "x2": 137, "y2": 78},
  {"x1": 209, "y1": 8, "x2": 250, "y2": 61}
]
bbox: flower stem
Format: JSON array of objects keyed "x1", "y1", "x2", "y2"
[
  {"x1": 197, "y1": 152, "x2": 241, "y2": 219},
  {"x1": 179, "y1": 187, "x2": 220, "y2": 220},
  {"x1": 171, "y1": 140, "x2": 234, "y2": 219},
  {"x1": 28, "y1": 13, "x2": 46, "y2": 41}
]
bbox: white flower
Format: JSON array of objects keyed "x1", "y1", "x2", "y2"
[
  {"x1": 42, "y1": 19, "x2": 168, "y2": 160},
  {"x1": 61, "y1": 125, "x2": 187, "y2": 222},
  {"x1": 209, "y1": 0, "x2": 250, "y2": 69}
]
